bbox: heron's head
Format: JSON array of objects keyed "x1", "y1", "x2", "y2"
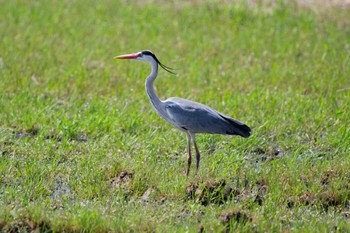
[{"x1": 114, "y1": 50, "x2": 175, "y2": 74}]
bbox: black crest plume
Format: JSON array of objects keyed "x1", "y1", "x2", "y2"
[{"x1": 141, "y1": 50, "x2": 176, "y2": 75}]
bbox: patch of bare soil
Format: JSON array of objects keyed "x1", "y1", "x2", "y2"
[
  {"x1": 0, "y1": 215, "x2": 51, "y2": 233},
  {"x1": 111, "y1": 170, "x2": 133, "y2": 188},
  {"x1": 185, "y1": 178, "x2": 268, "y2": 206},
  {"x1": 251, "y1": 146, "x2": 283, "y2": 162},
  {"x1": 220, "y1": 209, "x2": 253, "y2": 232},
  {"x1": 14, "y1": 125, "x2": 39, "y2": 140},
  {"x1": 287, "y1": 179, "x2": 350, "y2": 211}
]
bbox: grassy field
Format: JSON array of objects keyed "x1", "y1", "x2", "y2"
[{"x1": 1, "y1": 0, "x2": 350, "y2": 232}]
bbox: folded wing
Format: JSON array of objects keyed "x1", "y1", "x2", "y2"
[{"x1": 164, "y1": 97, "x2": 251, "y2": 138}]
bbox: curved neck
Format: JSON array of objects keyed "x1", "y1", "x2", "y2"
[{"x1": 145, "y1": 61, "x2": 164, "y2": 114}]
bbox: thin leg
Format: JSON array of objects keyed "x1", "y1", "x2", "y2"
[
  {"x1": 186, "y1": 132, "x2": 192, "y2": 177},
  {"x1": 190, "y1": 133, "x2": 201, "y2": 174}
]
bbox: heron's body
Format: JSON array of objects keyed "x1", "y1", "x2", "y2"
[
  {"x1": 115, "y1": 50, "x2": 251, "y2": 176},
  {"x1": 163, "y1": 97, "x2": 250, "y2": 136}
]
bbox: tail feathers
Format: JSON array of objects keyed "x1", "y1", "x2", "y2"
[{"x1": 219, "y1": 114, "x2": 251, "y2": 138}]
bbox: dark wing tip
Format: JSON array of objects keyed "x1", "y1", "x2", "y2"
[
  {"x1": 226, "y1": 124, "x2": 251, "y2": 138},
  {"x1": 240, "y1": 125, "x2": 251, "y2": 138},
  {"x1": 219, "y1": 113, "x2": 251, "y2": 138}
]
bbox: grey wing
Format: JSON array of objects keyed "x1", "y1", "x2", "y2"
[{"x1": 164, "y1": 97, "x2": 250, "y2": 136}]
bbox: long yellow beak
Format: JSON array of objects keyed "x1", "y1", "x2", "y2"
[{"x1": 114, "y1": 52, "x2": 139, "y2": 59}]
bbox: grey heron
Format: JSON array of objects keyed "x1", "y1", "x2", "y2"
[{"x1": 114, "y1": 50, "x2": 251, "y2": 176}]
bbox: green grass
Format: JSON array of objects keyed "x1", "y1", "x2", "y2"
[{"x1": 1, "y1": 0, "x2": 350, "y2": 232}]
